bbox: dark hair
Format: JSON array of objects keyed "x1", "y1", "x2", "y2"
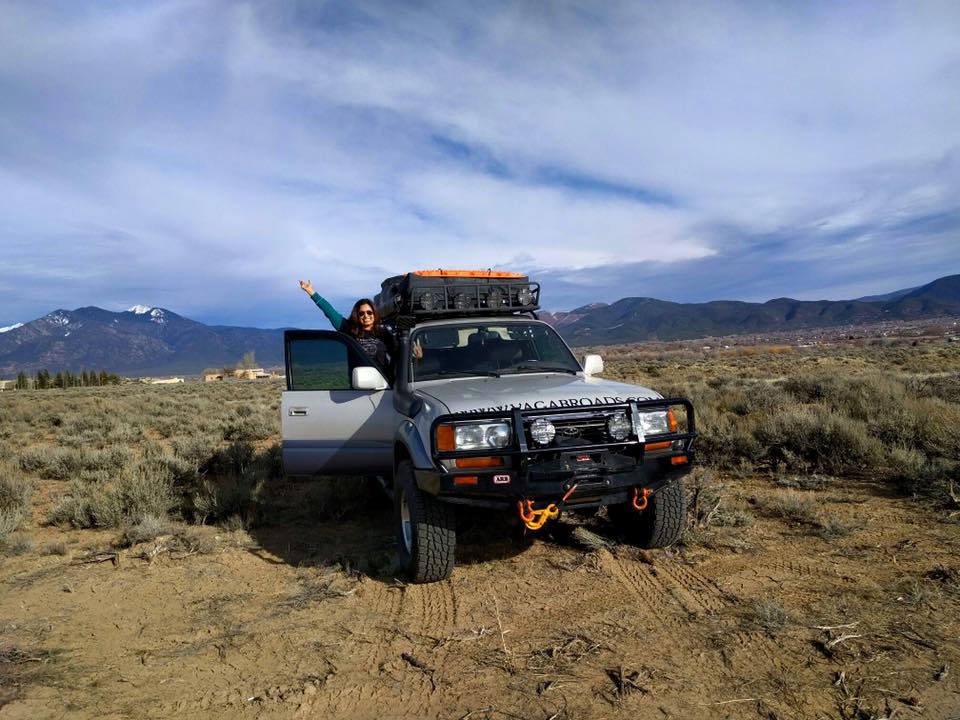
[{"x1": 347, "y1": 298, "x2": 381, "y2": 336}]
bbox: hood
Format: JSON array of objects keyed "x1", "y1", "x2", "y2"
[{"x1": 415, "y1": 373, "x2": 661, "y2": 415}]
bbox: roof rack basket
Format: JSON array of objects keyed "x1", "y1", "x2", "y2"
[{"x1": 375, "y1": 270, "x2": 540, "y2": 321}]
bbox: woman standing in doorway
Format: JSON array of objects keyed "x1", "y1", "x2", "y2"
[{"x1": 299, "y1": 280, "x2": 394, "y2": 367}]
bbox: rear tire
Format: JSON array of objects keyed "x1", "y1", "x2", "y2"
[
  {"x1": 394, "y1": 461, "x2": 456, "y2": 582},
  {"x1": 608, "y1": 478, "x2": 685, "y2": 548}
]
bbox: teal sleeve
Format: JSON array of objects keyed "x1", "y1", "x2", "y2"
[{"x1": 310, "y1": 292, "x2": 347, "y2": 331}]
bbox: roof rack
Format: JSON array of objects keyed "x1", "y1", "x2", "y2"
[{"x1": 375, "y1": 270, "x2": 540, "y2": 323}]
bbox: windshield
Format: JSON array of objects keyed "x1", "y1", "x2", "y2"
[{"x1": 411, "y1": 321, "x2": 581, "y2": 382}]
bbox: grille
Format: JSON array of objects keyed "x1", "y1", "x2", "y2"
[
  {"x1": 525, "y1": 411, "x2": 628, "y2": 448},
  {"x1": 552, "y1": 418, "x2": 608, "y2": 446}
]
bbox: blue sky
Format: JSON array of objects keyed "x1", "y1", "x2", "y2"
[{"x1": 1, "y1": 0, "x2": 958, "y2": 328}]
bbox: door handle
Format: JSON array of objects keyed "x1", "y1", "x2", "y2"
[{"x1": 289, "y1": 407, "x2": 309, "y2": 416}]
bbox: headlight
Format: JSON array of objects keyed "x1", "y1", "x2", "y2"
[
  {"x1": 529, "y1": 418, "x2": 556, "y2": 446},
  {"x1": 607, "y1": 413, "x2": 631, "y2": 441},
  {"x1": 637, "y1": 410, "x2": 670, "y2": 436},
  {"x1": 437, "y1": 421, "x2": 512, "y2": 451}
]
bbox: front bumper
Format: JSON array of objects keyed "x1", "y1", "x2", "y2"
[
  {"x1": 419, "y1": 397, "x2": 697, "y2": 509},
  {"x1": 416, "y1": 450, "x2": 695, "y2": 509}
]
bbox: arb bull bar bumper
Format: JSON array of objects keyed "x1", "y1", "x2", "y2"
[{"x1": 417, "y1": 398, "x2": 697, "y2": 520}]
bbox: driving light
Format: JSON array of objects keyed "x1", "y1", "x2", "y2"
[
  {"x1": 517, "y1": 286, "x2": 533, "y2": 305},
  {"x1": 453, "y1": 293, "x2": 473, "y2": 310},
  {"x1": 637, "y1": 410, "x2": 670, "y2": 436},
  {"x1": 530, "y1": 418, "x2": 556, "y2": 446},
  {"x1": 441, "y1": 421, "x2": 513, "y2": 451},
  {"x1": 485, "y1": 288, "x2": 506, "y2": 308},
  {"x1": 419, "y1": 292, "x2": 442, "y2": 311},
  {"x1": 607, "y1": 413, "x2": 631, "y2": 441}
]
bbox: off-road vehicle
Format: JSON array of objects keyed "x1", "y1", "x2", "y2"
[{"x1": 282, "y1": 270, "x2": 697, "y2": 582}]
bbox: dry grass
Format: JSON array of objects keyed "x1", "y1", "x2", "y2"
[
  {"x1": 600, "y1": 341, "x2": 960, "y2": 502},
  {"x1": 741, "y1": 599, "x2": 790, "y2": 634},
  {"x1": 0, "y1": 465, "x2": 31, "y2": 542},
  {"x1": 0, "y1": 340, "x2": 957, "y2": 541}
]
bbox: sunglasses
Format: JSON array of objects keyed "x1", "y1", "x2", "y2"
[{"x1": 358, "y1": 310, "x2": 375, "y2": 317}]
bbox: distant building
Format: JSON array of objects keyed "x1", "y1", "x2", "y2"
[
  {"x1": 142, "y1": 377, "x2": 185, "y2": 385},
  {"x1": 232, "y1": 368, "x2": 271, "y2": 380},
  {"x1": 0, "y1": 379, "x2": 15, "y2": 391},
  {"x1": 203, "y1": 373, "x2": 224, "y2": 382}
]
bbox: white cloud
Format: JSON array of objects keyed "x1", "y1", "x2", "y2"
[{"x1": 0, "y1": 0, "x2": 957, "y2": 325}]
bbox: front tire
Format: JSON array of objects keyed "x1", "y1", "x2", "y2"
[
  {"x1": 394, "y1": 461, "x2": 456, "y2": 582},
  {"x1": 608, "y1": 478, "x2": 685, "y2": 548}
]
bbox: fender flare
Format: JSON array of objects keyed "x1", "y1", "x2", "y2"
[{"x1": 396, "y1": 419, "x2": 432, "y2": 470}]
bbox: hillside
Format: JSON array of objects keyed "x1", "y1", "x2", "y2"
[
  {"x1": 1, "y1": 274, "x2": 958, "y2": 375},
  {"x1": 0, "y1": 306, "x2": 283, "y2": 376},
  {"x1": 544, "y1": 274, "x2": 960, "y2": 345}
]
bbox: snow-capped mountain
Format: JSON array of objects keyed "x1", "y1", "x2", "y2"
[
  {"x1": 0, "y1": 306, "x2": 284, "y2": 376},
  {"x1": 0, "y1": 323, "x2": 23, "y2": 334}
]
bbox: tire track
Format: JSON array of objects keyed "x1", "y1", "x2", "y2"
[
  {"x1": 312, "y1": 579, "x2": 405, "y2": 718},
  {"x1": 400, "y1": 578, "x2": 459, "y2": 639},
  {"x1": 605, "y1": 553, "x2": 685, "y2": 625},
  {"x1": 654, "y1": 561, "x2": 731, "y2": 615}
]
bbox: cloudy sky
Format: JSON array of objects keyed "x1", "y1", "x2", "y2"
[{"x1": 1, "y1": 1, "x2": 958, "y2": 328}]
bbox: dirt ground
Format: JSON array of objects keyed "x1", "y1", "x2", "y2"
[{"x1": 1, "y1": 473, "x2": 958, "y2": 720}]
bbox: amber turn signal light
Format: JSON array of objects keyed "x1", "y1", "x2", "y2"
[
  {"x1": 671, "y1": 455, "x2": 688, "y2": 465},
  {"x1": 453, "y1": 475, "x2": 479, "y2": 486},
  {"x1": 455, "y1": 456, "x2": 503, "y2": 469},
  {"x1": 667, "y1": 408, "x2": 678, "y2": 433},
  {"x1": 437, "y1": 424, "x2": 455, "y2": 452},
  {"x1": 645, "y1": 441, "x2": 672, "y2": 451}
]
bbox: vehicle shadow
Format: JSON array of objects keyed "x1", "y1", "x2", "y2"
[{"x1": 245, "y1": 476, "x2": 534, "y2": 582}]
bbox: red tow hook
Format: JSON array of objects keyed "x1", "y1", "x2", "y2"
[{"x1": 631, "y1": 487, "x2": 651, "y2": 512}]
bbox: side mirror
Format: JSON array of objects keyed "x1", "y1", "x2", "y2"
[
  {"x1": 582, "y1": 354, "x2": 603, "y2": 376},
  {"x1": 352, "y1": 366, "x2": 388, "y2": 391}
]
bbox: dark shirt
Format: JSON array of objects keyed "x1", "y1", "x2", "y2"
[{"x1": 309, "y1": 292, "x2": 394, "y2": 368}]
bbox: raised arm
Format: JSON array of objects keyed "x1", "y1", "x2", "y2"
[{"x1": 299, "y1": 279, "x2": 346, "y2": 331}]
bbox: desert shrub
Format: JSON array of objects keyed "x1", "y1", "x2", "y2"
[
  {"x1": 726, "y1": 382, "x2": 791, "y2": 417},
  {"x1": 114, "y1": 462, "x2": 176, "y2": 519},
  {"x1": 753, "y1": 406, "x2": 885, "y2": 475},
  {"x1": 741, "y1": 599, "x2": 789, "y2": 634},
  {"x1": 207, "y1": 440, "x2": 255, "y2": 476},
  {"x1": 119, "y1": 513, "x2": 172, "y2": 547},
  {"x1": 47, "y1": 461, "x2": 175, "y2": 529},
  {"x1": 17, "y1": 446, "x2": 132, "y2": 481},
  {"x1": 48, "y1": 479, "x2": 121, "y2": 528},
  {"x1": 696, "y1": 413, "x2": 764, "y2": 471},
  {"x1": 222, "y1": 415, "x2": 274, "y2": 442},
  {"x1": 40, "y1": 542, "x2": 69, "y2": 556},
  {"x1": 909, "y1": 372, "x2": 960, "y2": 403},
  {"x1": 754, "y1": 492, "x2": 821, "y2": 526},
  {"x1": 192, "y1": 465, "x2": 267, "y2": 528},
  {"x1": 0, "y1": 467, "x2": 32, "y2": 541},
  {"x1": 1, "y1": 534, "x2": 35, "y2": 556},
  {"x1": 172, "y1": 435, "x2": 218, "y2": 469}
]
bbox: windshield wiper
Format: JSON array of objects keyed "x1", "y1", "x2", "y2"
[
  {"x1": 428, "y1": 369, "x2": 501, "y2": 379},
  {"x1": 505, "y1": 364, "x2": 579, "y2": 375}
]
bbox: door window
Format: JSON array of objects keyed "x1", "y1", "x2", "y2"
[{"x1": 288, "y1": 337, "x2": 352, "y2": 391}]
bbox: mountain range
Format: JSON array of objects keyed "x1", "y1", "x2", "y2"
[
  {"x1": 540, "y1": 274, "x2": 960, "y2": 345},
  {"x1": 0, "y1": 274, "x2": 958, "y2": 377},
  {"x1": 0, "y1": 306, "x2": 283, "y2": 377}
]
